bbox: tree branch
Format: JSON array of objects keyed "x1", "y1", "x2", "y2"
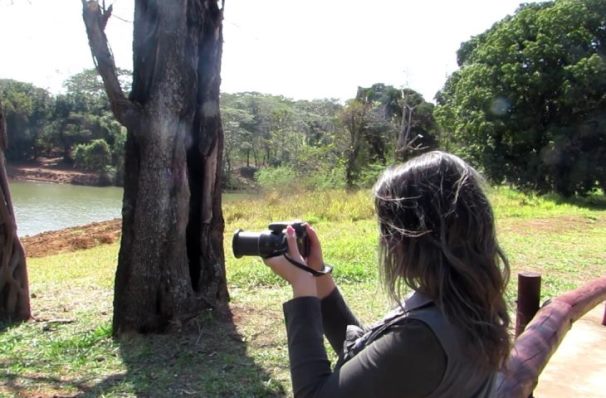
[{"x1": 81, "y1": 0, "x2": 140, "y2": 129}]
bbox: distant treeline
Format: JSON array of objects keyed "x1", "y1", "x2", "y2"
[
  {"x1": 0, "y1": 73, "x2": 440, "y2": 191},
  {"x1": 1, "y1": 0, "x2": 604, "y2": 195}
]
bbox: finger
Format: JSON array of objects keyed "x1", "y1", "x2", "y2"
[
  {"x1": 305, "y1": 223, "x2": 321, "y2": 249},
  {"x1": 285, "y1": 225, "x2": 302, "y2": 259}
]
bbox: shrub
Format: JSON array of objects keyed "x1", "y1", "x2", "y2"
[
  {"x1": 301, "y1": 163, "x2": 346, "y2": 190},
  {"x1": 255, "y1": 166, "x2": 297, "y2": 191},
  {"x1": 73, "y1": 139, "x2": 112, "y2": 172},
  {"x1": 357, "y1": 163, "x2": 386, "y2": 188}
]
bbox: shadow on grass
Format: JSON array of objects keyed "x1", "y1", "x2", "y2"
[
  {"x1": 1, "y1": 278, "x2": 289, "y2": 397},
  {"x1": 0, "y1": 309, "x2": 286, "y2": 397},
  {"x1": 59, "y1": 307, "x2": 285, "y2": 398},
  {"x1": 542, "y1": 192, "x2": 606, "y2": 210},
  {"x1": 0, "y1": 319, "x2": 27, "y2": 333},
  {"x1": 0, "y1": 372, "x2": 100, "y2": 397}
]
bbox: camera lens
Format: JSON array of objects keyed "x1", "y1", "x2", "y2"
[
  {"x1": 232, "y1": 222, "x2": 310, "y2": 258},
  {"x1": 232, "y1": 229, "x2": 262, "y2": 258}
]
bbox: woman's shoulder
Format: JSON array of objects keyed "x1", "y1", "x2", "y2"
[
  {"x1": 344, "y1": 312, "x2": 446, "y2": 367},
  {"x1": 386, "y1": 317, "x2": 445, "y2": 354}
]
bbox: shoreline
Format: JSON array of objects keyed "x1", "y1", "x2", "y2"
[
  {"x1": 21, "y1": 218, "x2": 122, "y2": 258},
  {"x1": 7, "y1": 160, "x2": 111, "y2": 186}
]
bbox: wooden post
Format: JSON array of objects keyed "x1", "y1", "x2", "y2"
[
  {"x1": 516, "y1": 272, "x2": 542, "y2": 337},
  {"x1": 602, "y1": 302, "x2": 606, "y2": 327}
]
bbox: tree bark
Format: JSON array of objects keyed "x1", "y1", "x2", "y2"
[
  {"x1": 82, "y1": 0, "x2": 228, "y2": 334},
  {"x1": 0, "y1": 99, "x2": 31, "y2": 323}
]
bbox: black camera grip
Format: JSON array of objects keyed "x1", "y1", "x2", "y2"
[{"x1": 284, "y1": 254, "x2": 333, "y2": 277}]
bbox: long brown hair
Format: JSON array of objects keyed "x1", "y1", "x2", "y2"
[{"x1": 373, "y1": 151, "x2": 510, "y2": 370}]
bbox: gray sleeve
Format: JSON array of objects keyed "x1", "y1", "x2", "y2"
[
  {"x1": 284, "y1": 297, "x2": 446, "y2": 398},
  {"x1": 320, "y1": 288, "x2": 362, "y2": 354}
]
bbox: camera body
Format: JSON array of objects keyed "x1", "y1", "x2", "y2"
[{"x1": 232, "y1": 221, "x2": 310, "y2": 258}]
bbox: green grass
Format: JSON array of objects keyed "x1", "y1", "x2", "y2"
[
  {"x1": 490, "y1": 186, "x2": 606, "y2": 219},
  {"x1": 1, "y1": 187, "x2": 605, "y2": 397}
]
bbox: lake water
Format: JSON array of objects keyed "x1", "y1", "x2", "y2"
[
  {"x1": 10, "y1": 181, "x2": 252, "y2": 237},
  {"x1": 10, "y1": 181, "x2": 124, "y2": 237}
]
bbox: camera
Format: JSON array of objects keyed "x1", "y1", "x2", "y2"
[{"x1": 232, "y1": 221, "x2": 310, "y2": 259}]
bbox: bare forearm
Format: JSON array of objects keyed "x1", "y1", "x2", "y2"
[
  {"x1": 316, "y1": 274, "x2": 337, "y2": 299},
  {"x1": 292, "y1": 274, "x2": 319, "y2": 298}
]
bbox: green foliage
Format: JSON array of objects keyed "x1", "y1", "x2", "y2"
[
  {"x1": 436, "y1": 0, "x2": 606, "y2": 196},
  {"x1": 41, "y1": 69, "x2": 129, "y2": 164},
  {"x1": 254, "y1": 161, "x2": 347, "y2": 192},
  {"x1": 3, "y1": 71, "x2": 442, "y2": 193},
  {"x1": 340, "y1": 84, "x2": 440, "y2": 188},
  {"x1": 0, "y1": 70, "x2": 130, "y2": 183},
  {"x1": 73, "y1": 139, "x2": 112, "y2": 172},
  {"x1": 300, "y1": 159, "x2": 347, "y2": 190},
  {"x1": 0, "y1": 79, "x2": 52, "y2": 161},
  {"x1": 357, "y1": 163, "x2": 386, "y2": 188},
  {"x1": 221, "y1": 92, "x2": 347, "y2": 190},
  {"x1": 63, "y1": 68, "x2": 132, "y2": 107},
  {"x1": 255, "y1": 166, "x2": 297, "y2": 191}
]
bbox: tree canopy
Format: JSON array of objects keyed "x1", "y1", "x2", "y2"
[
  {"x1": 0, "y1": 71, "x2": 126, "y2": 183},
  {"x1": 4, "y1": 74, "x2": 439, "y2": 190},
  {"x1": 435, "y1": 0, "x2": 606, "y2": 195},
  {"x1": 341, "y1": 83, "x2": 439, "y2": 187},
  {"x1": 0, "y1": 79, "x2": 52, "y2": 161}
]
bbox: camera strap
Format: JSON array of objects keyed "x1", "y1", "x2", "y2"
[{"x1": 284, "y1": 254, "x2": 333, "y2": 277}]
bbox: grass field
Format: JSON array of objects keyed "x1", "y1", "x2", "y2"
[{"x1": 1, "y1": 187, "x2": 605, "y2": 397}]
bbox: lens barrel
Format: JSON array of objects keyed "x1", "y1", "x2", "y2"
[{"x1": 232, "y1": 229, "x2": 263, "y2": 258}]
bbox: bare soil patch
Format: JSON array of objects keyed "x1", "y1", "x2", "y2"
[
  {"x1": 21, "y1": 219, "x2": 121, "y2": 258},
  {"x1": 498, "y1": 215, "x2": 605, "y2": 235},
  {"x1": 7, "y1": 157, "x2": 105, "y2": 185}
]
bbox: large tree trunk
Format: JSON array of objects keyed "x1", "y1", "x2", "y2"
[
  {"x1": 0, "y1": 99, "x2": 31, "y2": 323},
  {"x1": 82, "y1": 0, "x2": 228, "y2": 334}
]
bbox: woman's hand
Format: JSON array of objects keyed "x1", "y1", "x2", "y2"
[
  {"x1": 303, "y1": 223, "x2": 324, "y2": 271},
  {"x1": 263, "y1": 225, "x2": 318, "y2": 298},
  {"x1": 304, "y1": 223, "x2": 336, "y2": 299}
]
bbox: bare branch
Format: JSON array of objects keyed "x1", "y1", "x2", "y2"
[
  {"x1": 81, "y1": 0, "x2": 139, "y2": 129},
  {"x1": 100, "y1": 3, "x2": 112, "y2": 31}
]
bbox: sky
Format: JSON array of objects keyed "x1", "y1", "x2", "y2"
[{"x1": 0, "y1": 0, "x2": 543, "y2": 103}]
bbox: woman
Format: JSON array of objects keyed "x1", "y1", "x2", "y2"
[{"x1": 264, "y1": 151, "x2": 511, "y2": 397}]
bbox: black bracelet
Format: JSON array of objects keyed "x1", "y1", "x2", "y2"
[{"x1": 284, "y1": 254, "x2": 333, "y2": 277}]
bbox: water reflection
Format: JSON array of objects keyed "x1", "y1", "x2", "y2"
[
  {"x1": 10, "y1": 181, "x2": 123, "y2": 237},
  {"x1": 10, "y1": 181, "x2": 253, "y2": 237}
]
